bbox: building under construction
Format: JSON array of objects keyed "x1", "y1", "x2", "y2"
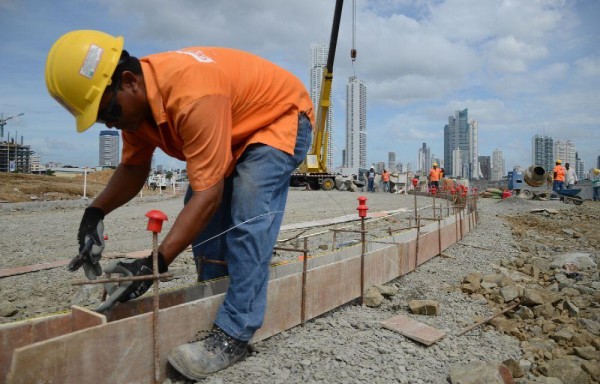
[{"x1": 0, "y1": 139, "x2": 33, "y2": 173}]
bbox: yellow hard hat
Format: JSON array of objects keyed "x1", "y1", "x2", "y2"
[
  {"x1": 432, "y1": 162, "x2": 438, "y2": 167},
  {"x1": 556, "y1": 159, "x2": 562, "y2": 164},
  {"x1": 594, "y1": 169, "x2": 600, "y2": 175},
  {"x1": 46, "y1": 30, "x2": 124, "y2": 133}
]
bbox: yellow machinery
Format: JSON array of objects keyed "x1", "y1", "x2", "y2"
[{"x1": 291, "y1": 0, "x2": 345, "y2": 191}]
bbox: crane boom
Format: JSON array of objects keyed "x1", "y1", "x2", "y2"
[
  {"x1": 0, "y1": 113, "x2": 24, "y2": 139},
  {"x1": 292, "y1": 0, "x2": 345, "y2": 191}
]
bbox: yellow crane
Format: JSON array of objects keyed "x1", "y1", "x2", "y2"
[{"x1": 291, "y1": 0, "x2": 349, "y2": 191}]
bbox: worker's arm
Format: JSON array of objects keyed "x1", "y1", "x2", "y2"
[
  {"x1": 91, "y1": 162, "x2": 151, "y2": 214},
  {"x1": 158, "y1": 179, "x2": 224, "y2": 265}
]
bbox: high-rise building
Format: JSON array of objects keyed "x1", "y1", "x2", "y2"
[
  {"x1": 575, "y1": 152, "x2": 585, "y2": 181},
  {"x1": 345, "y1": 76, "x2": 367, "y2": 169},
  {"x1": 388, "y1": 152, "x2": 396, "y2": 172},
  {"x1": 452, "y1": 148, "x2": 462, "y2": 177},
  {"x1": 99, "y1": 130, "x2": 119, "y2": 167},
  {"x1": 531, "y1": 134, "x2": 553, "y2": 172},
  {"x1": 444, "y1": 109, "x2": 472, "y2": 178},
  {"x1": 478, "y1": 156, "x2": 491, "y2": 181},
  {"x1": 468, "y1": 120, "x2": 482, "y2": 179},
  {"x1": 310, "y1": 43, "x2": 334, "y2": 171},
  {"x1": 418, "y1": 142, "x2": 431, "y2": 176},
  {"x1": 553, "y1": 140, "x2": 576, "y2": 169},
  {"x1": 491, "y1": 149, "x2": 505, "y2": 181}
]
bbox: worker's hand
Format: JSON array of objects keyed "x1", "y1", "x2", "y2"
[
  {"x1": 78, "y1": 206, "x2": 106, "y2": 257},
  {"x1": 104, "y1": 253, "x2": 168, "y2": 303}
]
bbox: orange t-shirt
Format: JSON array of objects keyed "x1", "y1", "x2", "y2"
[
  {"x1": 429, "y1": 168, "x2": 442, "y2": 182},
  {"x1": 382, "y1": 171, "x2": 390, "y2": 182},
  {"x1": 121, "y1": 47, "x2": 314, "y2": 191},
  {"x1": 553, "y1": 165, "x2": 565, "y2": 182}
]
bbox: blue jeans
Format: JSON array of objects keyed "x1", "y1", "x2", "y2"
[
  {"x1": 593, "y1": 186, "x2": 599, "y2": 201},
  {"x1": 184, "y1": 113, "x2": 312, "y2": 341},
  {"x1": 552, "y1": 181, "x2": 564, "y2": 193},
  {"x1": 368, "y1": 178, "x2": 374, "y2": 192}
]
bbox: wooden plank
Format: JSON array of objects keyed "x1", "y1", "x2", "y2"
[
  {"x1": 305, "y1": 257, "x2": 361, "y2": 321},
  {"x1": 0, "y1": 260, "x2": 70, "y2": 278},
  {"x1": 417, "y1": 231, "x2": 439, "y2": 265},
  {"x1": 0, "y1": 307, "x2": 106, "y2": 382},
  {"x1": 6, "y1": 276, "x2": 300, "y2": 384},
  {"x1": 364, "y1": 245, "x2": 401, "y2": 287},
  {"x1": 381, "y1": 314, "x2": 445, "y2": 346}
]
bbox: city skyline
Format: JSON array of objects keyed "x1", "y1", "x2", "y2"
[{"x1": 1, "y1": 1, "x2": 598, "y2": 172}]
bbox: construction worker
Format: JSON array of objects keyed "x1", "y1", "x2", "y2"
[
  {"x1": 381, "y1": 169, "x2": 390, "y2": 193},
  {"x1": 45, "y1": 30, "x2": 314, "y2": 380},
  {"x1": 428, "y1": 162, "x2": 442, "y2": 190},
  {"x1": 553, "y1": 159, "x2": 566, "y2": 193},
  {"x1": 592, "y1": 169, "x2": 600, "y2": 202},
  {"x1": 565, "y1": 162, "x2": 578, "y2": 189},
  {"x1": 367, "y1": 166, "x2": 376, "y2": 192}
]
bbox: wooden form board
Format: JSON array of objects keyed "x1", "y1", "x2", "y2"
[
  {"x1": 381, "y1": 314, "x2": 445, "y2": 346},
  {"x1": 2, "y1": 211, "x2": 476, "y2": 383}
]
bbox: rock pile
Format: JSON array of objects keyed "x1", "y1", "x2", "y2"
[{"x1": 460, "y1": 250, "x2": 599, "y2": 383}]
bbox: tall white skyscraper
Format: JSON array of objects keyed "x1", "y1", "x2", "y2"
[
  {"x1": 444, "y1": 109, "x2": 480, "y2": 179},
  {"x1": 309, "y1": 43, "x2": 334, "y2": 171},
  {"x1": 418, "y1": 142, "x2": 431, "y2": 176},
  {"x1": 345, "y1": 76, "x2": 367, "y2": 169},
  {"x1": 532, "y1": 134, "x2": 554, "y2": 171},
  {"x1": 491, "y1": 149, "x2": 505, "y2": 181},
  {"x1": 388, "y1": 152, "x2": 396, "y2": 172},
  {"x1": 469, "y1": 120, "x2": 482, "y2": 179},
  {"x1": 99, "y1": 130, "x2": 119, "y2": 167},
  {"x1": 553, "y1": 140, "x2": 576, "y2": 167}
]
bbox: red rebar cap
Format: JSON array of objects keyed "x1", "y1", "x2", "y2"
[
  {"x1": 411, "y1": 177, "x2": 419, "y2": 187},
  {"x1": 145, "y1": 210, "x2": 168, "y2": 233},
  {"x1": 357, "y1": 196, "x2": 369, "y2": 218},
  {"x1": 431, "y1": 187, "x2": 437, "y2": 195}
]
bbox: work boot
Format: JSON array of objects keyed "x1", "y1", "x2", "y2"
[{"x1": 168, "y1": 326, "x2": 248, "y2": 380}]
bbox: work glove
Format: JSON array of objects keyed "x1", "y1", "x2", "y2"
[
  {"x1": 104, "y1": 253, "x2": 168, "y2": 303},
  {"x1": 77, "y1": 206, "x2": 106, "y2": 256},
  {"x1": 69, "y1": 207, "x2": 106, "y2": 278}
]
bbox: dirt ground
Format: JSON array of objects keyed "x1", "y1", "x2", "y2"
[{"x1": 0, "y1": 170, "x2": 171, "y2": 203}]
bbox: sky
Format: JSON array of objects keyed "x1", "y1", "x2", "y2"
[{"x1": 1, "y1": 0, "x2": 599, "y2": 173}]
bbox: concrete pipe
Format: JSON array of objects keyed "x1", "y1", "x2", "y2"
[{"x1": 524, "y1": 165, "x2": 547, "y2": 187}]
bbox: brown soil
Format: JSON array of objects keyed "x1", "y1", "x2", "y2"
[{"x1": 0, "y1": 170, "x2": 169, "y2": 203}]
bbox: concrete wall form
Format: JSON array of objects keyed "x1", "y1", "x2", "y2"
[{"x1": 1, "y1": 203, "x2": 477, "y2": 383}]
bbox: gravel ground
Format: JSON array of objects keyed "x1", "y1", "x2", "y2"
[{"x1": 0, "y1": 190, "x2": 591, "y2": 383}]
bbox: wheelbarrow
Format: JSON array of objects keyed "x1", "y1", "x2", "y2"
[{"x1": 556, "y1": 188, "x2": 583, "y2": 205}]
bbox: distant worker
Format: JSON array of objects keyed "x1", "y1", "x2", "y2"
[
  {"x1": 367, "y1": 166, "x2": 376, "y2": 192},
  {"x1": 428, "y1": 162, "x2": 443, "y2": 190},
  {"x1": 553, "y1": 159, "x2": 566, "y2": 193},
  {"x1": 381, "y1": 169, "x2": 390, "y2": 193},
  {"x1": 46, "y1": 30, "x2": 314, "y2": 379},
  {"x1": 592, "y1": 169, "x2": 600, "y2": 202},
  {"x1": 565, "y1": 163, "x2": 578, "y2": 189}
]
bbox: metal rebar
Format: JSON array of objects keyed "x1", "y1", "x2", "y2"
[
  {"x1": 414, "y1": 214, "x2": 420, "y2": 270},
  {"x1": 360, "y1": 216, "x2": 366, "y2": 305},
  {"x1": 301, "y1": 237, "x2": 308, "y2": 325},
  {"x1": 71, "y1": 272, "x2": 173, "y2": 285},
  {"x1": 151, "y1": 233, "x2": 160, "y2": 384}
]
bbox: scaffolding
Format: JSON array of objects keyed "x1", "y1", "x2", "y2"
[{"x1": 0, "y1": 141, "x2": 33, "y2": 173}]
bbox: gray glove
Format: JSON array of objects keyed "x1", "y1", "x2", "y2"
[{"x1": 69, "y1": 207, "x2": 106, "y2": 278}]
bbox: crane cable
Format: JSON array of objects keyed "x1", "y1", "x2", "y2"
[{"x1": 350, "y1": 0, "x2": 357, "y2": 76}]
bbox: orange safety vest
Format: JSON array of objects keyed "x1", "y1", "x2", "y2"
[
  {"x1": 382, "y1": 171, "x2": 390, "y2": 182},
  {"x1": 553, "y1": 165, "x2": 565, "y2": 182},
  {"x1": 429, "y1": 168, "x2": 442, "y2": 182}
]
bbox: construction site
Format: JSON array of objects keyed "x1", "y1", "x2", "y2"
[
  {"x1": 0, "y1": 183, "x2": 599, "y2": 383},
  {"x1": 1, "y1": 0, "x2": 599, "y2": 382}
]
